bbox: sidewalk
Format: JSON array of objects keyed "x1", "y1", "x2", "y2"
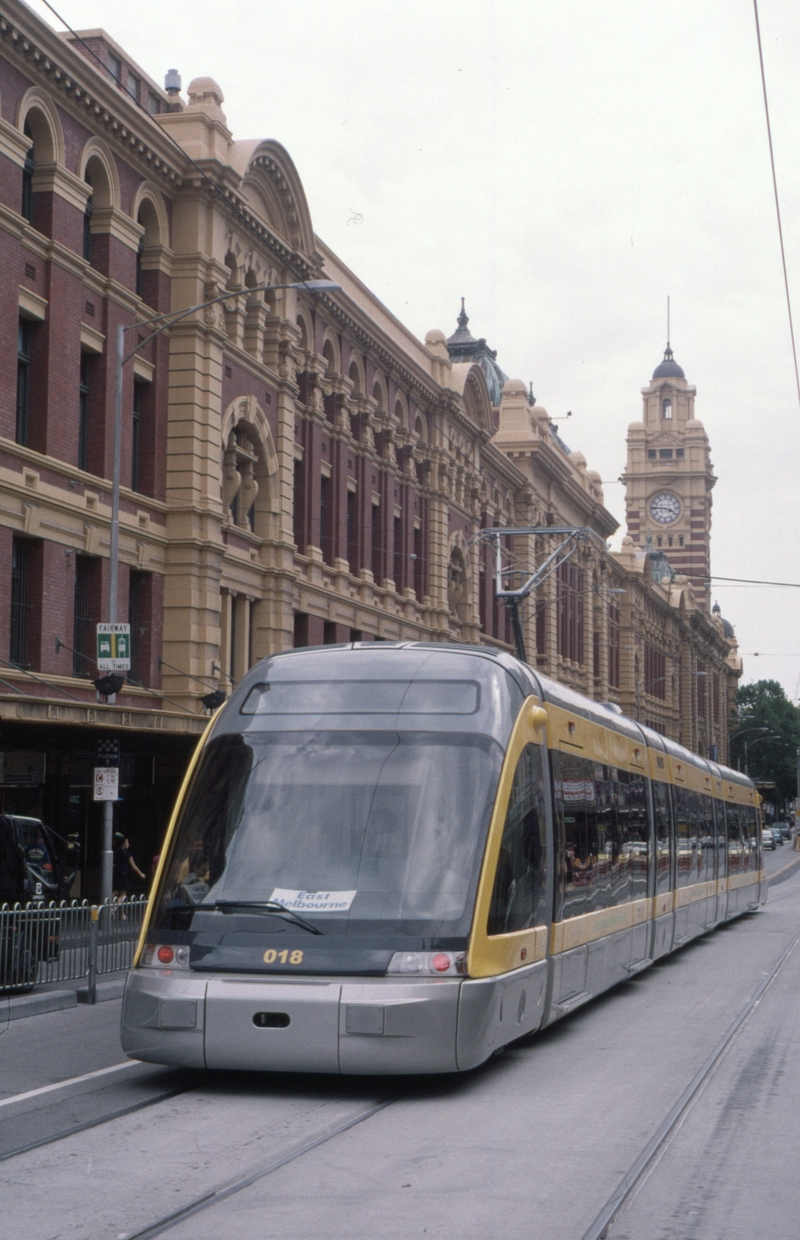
[{"x1": 1, "y1": 971, "x2": 128, "y2": 1022}]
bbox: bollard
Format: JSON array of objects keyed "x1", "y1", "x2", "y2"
[{"x1": 86, "y1": 905, "x2": 100, "y2": 1004}]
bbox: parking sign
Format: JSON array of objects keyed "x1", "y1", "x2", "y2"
[{"x1": 93, "y1": 767, "x2": 119, "y2": 801}]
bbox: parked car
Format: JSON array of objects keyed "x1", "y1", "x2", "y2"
[
  {"x1": 775, "y1": 821, "x2": 791, "y2": 841},
  {"x1": 762, "y1": 829, "x2": 777, "y2": 851}
]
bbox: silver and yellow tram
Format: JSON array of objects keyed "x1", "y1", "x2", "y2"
[{"x1": 122, "y1": 643, "x2": 763, "y2": 1074}]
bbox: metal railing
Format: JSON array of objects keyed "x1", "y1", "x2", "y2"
[{"x1": 0, "y1": 897, "x2": 146, "y2": 999}]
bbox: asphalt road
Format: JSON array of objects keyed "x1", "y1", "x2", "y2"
[{"x1": 1, "y1": 849, "x2": 798, "y2": 1240}]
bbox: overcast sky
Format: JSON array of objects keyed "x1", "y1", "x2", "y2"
[{"x1": 28, "y1": 0, "x2": 800, "y2": 701}]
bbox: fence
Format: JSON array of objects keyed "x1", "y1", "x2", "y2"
[{"x1": 0, "y1": 897, "x2": 147, "y2": 1000}]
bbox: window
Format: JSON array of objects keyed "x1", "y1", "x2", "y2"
[
  {"x1": 488, "y1": 743, "x2": 547, "y2": 934},
  {"x1": 413, "y1": 524, "x2": 424, "y2": 601},
  {"x1": 10, "y1": 538, "x2": 32, "y2": 667},
  {"x1": 607, "y1": 600, "x2": 620, "y2": 689},
  {"x1": 659, "y1": 448, "x2": 673, "y2": 459},
  {"x1": 678, "y1": 535, "x2": 684, "y2": 547},
  {"x1": 147, "y1": 92, "x2": 161, "y2": 116},
  {"x1": 83, "y1": 177, "x2": 93, "y2": 263},
  {"x1": 648, "y1": 449, "x2": 656, "y2": 460},
  {"x1": 108, "y1": 51, "x2": 122, "y2": 83},
  {"x1": 135, "y1": 238, "x2": 144, "y2": 298},
  {"x1": 21, "y1": 123, "x2": 34, "y2": 224},
  {"x1": 393, "y1": 515, "x2": 403, "y2": 589},
  {"x1": 676, "y1": 448, "x2": 684, "y2": 459},
  {"x1": 347, "y1": 489, "x2": 358, "y2": 574},
  {"x1": 320, "y1": 474, "x2": 333, "y2": 565},
  {"x1": 16, "y1": 320, "x2": 31, "y2": 446},
  {"x1": 662, "y1": 399, "x2": 672, "y2": 419},
  {"x1": 553, "y1": 752, "x2": 649, "y2": 920},
  {"x1": 652, "y1": 779, "x2": 672, "y2": 894},
  {"x1": 78, "y1": 354, "x2": 90, "y2": 470},
  {"x1": 292, "y1": 459, "x2": 306, "y2": 553},
  {"x1": 128, "y1": 571, "x2": 147, "y2": 684},
  {"x1": 556, "y1": 560, "x2": 584, "y2": 664},
  {"x1": 72, "y1": 556, "x2": 94, "y2": 676},
  {"x1": 644, "y1": 644, "x2": 666, "y2": 700},
  {"x1": 371, "y1": 502, "x2": 382, "y2": 581},
  {"x1": 128, "y1": 72, "x2": 141, "y2": 104},
  {"x1": 323, "y1": 621, "x2": 336, "y2": 645},
  {"x1": 132, "y1": 382, "x2": 143, "y2": 492}
]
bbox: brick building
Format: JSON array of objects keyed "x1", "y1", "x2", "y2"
[{"x1": 0, "y1": 4, "x2": 740, "y2": 895}]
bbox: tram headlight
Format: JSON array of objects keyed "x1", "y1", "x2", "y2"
[
  {"x1": 386, "y1": 951, "x2": 467, "y2": 976},
  {"x1": 141, "y1": 944, "x2": 190, "y2": 969}
]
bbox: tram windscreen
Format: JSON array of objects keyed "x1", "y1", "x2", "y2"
[{"x1": 152, "y1": 730, "x2": 503, "y2": 936}]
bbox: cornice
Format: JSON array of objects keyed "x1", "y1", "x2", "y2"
[
  {"x1": 313, "y1": 291, "x2": 447, "y2": 414},
  {"x1": 0, "y1": 5, "x2": 183, "y2": 188}
]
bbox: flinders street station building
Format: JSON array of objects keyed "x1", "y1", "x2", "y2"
[{"x1": 0, "y1": 2, "x2": 740, "y2": 896}]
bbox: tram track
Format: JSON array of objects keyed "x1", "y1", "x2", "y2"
[
  {"x1": 579, "y1": 928, "x2": 800, "y2": 1240},
  {"x1": 0, "y1": 1084, "x2": 189, "y2": 1163},
  {"x1": 124, "y1": 1098, "x2": 394, "y2": 1240}
]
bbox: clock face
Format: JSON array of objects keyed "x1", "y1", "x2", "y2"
[{"x1": 649, "y1": 492, "x2": 681, "y2": 524}]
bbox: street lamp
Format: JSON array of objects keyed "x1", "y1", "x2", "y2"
[
  {"x1": 728, "y1": 725, "x2": 770, "y2": 770},
  {"x1": 98, "y1": 276, "x2": 341, "y2": 902},
  {"x1": 742, "y1": 731, "x2": 779, "y2": 777}
]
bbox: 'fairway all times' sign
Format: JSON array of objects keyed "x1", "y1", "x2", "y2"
[{"x1": 96, "y1": 623, "x2": 131, "y2": 671}]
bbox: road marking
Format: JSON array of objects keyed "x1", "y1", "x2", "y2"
[
  {"x1": 767, "y1": 854, "x2": 800, "y2": 883},
  {"x1": 0, "y1": 1061, "x2": 138, "y2": 1110}
]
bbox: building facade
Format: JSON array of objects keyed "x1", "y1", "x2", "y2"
[{"x1": 0, "y1": 5, "x2": 740, "y2": 894}]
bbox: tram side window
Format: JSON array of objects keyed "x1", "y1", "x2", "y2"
[
  {"x1": 726, "y1": 803, "x2": 743, "y2": 875},
  {"x1": 713, "y1": 799, "x2": 727, "y2": 880},
  {"x1": 487, "y1": 743, "x2": 547, "y2": 935},
  {"x1": 700, "y1": 793, "x2": 716, "y2": 882},
  {"x1": 652, "y1": 779, "x2": 672, "y2": 895},
  {"x1": 673, "y1": 786, "x2": 703, "y2": 887},
  {"x1": 743, "y1": 806, "x2": 758, "y2": 871},
  {"x1": 553, "y1": 752, "x2": 646, "y2": 920},
  {"x1": 616, "y1": 768, "x2": 649, "y2": 901}
]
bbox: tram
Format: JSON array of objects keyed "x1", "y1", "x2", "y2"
[{"x1": 122, "y1": 643, "x2": 763, "y2": 1074}]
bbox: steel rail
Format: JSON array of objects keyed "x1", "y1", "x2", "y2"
[
  {"x1": 0, "y1": 1086, "x2": 189, "y2": 1163},
  {"x1": 124, "y1": 1099, "x2": 394, "y2": 1240},
  {"x1": 579, "y1": 929, "x2": 800, "y2": 1240}
]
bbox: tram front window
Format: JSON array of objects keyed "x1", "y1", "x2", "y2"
[{"x1": 153, "y1": 730, "x2": 502, "y2": 938}]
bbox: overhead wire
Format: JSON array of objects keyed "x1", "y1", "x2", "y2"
[{"x1": 752, "y1": 0, "x2": 800, "y2": 411}]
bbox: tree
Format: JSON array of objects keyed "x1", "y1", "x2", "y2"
[{"x1": 732, "y1": 680, "x2": 800, "y2": 807}]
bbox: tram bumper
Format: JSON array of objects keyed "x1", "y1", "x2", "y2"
[{"x1": 121, "y1": 970, "x2": 463, "y2": 1074}]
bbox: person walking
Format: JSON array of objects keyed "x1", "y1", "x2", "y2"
[{"x1": 113, "y1": 834, "x2": 146, "y2": 903}]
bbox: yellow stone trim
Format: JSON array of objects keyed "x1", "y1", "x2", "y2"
[
  {"x1": 653, "y1": 891, "x2": 672, "y2": 918},
  {"x1": 467, "y1": 697, "x2": 548, "y2": 978},
  {"x1": 19, "y1": 286, "x2": 48, "y2": 322}
]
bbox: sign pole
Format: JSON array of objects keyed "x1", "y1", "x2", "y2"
[{"x1": 99, "y1": 324, "x2": 125, "y2": 905}]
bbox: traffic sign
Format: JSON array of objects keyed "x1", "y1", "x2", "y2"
[
  {"x1": 93, "y1": 767, "x2": 119, "y2": 801},
  {"x1": 96, "y1": 623, "x2": 131, "y2": 671}
]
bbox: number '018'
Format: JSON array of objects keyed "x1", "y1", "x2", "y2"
[{"x1": 263, "y1": 949, "x2": 304, "y2": 964}]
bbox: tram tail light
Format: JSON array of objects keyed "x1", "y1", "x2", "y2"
[
  {"x1": 141, "y1": 944, "x2": 190, "y2": 969},
  {"x1": 386, "y1": 951, "x2": 467, "y2": 976}
]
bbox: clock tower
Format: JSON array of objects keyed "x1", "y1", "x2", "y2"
[{"x1": 622, "y1": 343, "x2": 716, "y2": 611}]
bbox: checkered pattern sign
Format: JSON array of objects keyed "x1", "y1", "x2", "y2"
[{"x1": 96, "y1": 738, "x2": 120, "y2": 767}]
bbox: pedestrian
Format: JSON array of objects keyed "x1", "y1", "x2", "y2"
[{"x1": 113, "y1": 834, "x2": 146, "y2": 903}]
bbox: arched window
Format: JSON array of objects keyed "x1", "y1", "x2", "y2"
[
  {"x1": 662, "y1": 398, "x2": 672, "y2": 419},
  {"x1": 21, "y1": 121, "x2": 34, "y2": 224},
  {"x1": 83, "y1": 171, "x2": 94, "y2": 263}
]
